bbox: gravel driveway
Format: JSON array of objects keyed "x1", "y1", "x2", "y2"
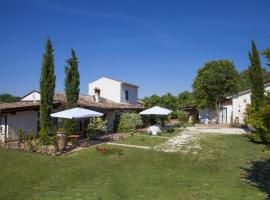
[{"x1": 155, "y1": 127, "x2": 249, "y2": 153}]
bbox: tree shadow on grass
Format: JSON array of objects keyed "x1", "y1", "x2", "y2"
[{"x1": 242, "y1": 159, "x2": 270, "y2": 199}]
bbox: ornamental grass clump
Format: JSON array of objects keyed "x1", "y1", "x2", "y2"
[
  {"x1": 25, "y1": 129, "x2": 35, "y2": 152},
  {"x1": 17, "y1": 128, "x2": 25, "y2": 150}
]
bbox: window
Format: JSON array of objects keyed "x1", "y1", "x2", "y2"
[{"x1": 125, "y1": 90, "x2": 129, "y2": 101}]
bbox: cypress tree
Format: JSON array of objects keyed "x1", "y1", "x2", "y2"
[
  {"x1": 63, "y1": 49, "x2": 80, "y2": 133},
  {"x1": 249, "y1": 41, "x2": 264, "y2": 110},
  {"x1": 39, "y1": 39, "x2": 56, "y2": 134}
]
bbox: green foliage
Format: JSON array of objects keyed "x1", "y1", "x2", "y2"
[
  {"x1": 0, "y1": 94, "x2": 20, "y2": 103},
  {"x1": 63, "y1": 49, "x2": 80, "y2": 133},
  {"x1": 170, "y1": 111, "x2": 178, "y2": 119},
  {"x1": 50, "y1": 136, "x2": 59, "y2": 152},
  {"x1": 142, "y1": 95, "x2": 162, "y2": 109},
  {"x1": 193, "y1": 60, "x2": 239, "y2": 110},
  {"x1": 191, "y1": 110, "x2": 199, "y2": 124},
  {"x1": 115, "y1": 113, "x2": 142, "y2": 133},
  {"x1": 64, "y1": 49, "x2": 80, "y2": 108},
  {"x1": 0, "y1": 135, "x2": 269, "y2": 199},
  {"x1": 25, "y1": 130, "x2": 35, "y2": 152},
  {"x1": 39, "y1": 39, "x2": 56, "y2": 135},
  {"x1": 87, "y1": 118, "x2": 107, "y2": 139},
  {"x1": 249, "y1": 41, "x2": 264, "y2": 110},
  {"x1": 262, "y1": 36, "x2": 270, "y2": 66},
  {"x1": 245, "y1": 94, "x2": 270, "y2": 144},
  {"x1": 63, "y1": 119, "x2": 77, "y2": 135},
  {"x1": 39, "y1": 131, "x2": 52, "y2": 146},
  {"x1": 238, "y1": 68, "x2": 270, "y2": 91},
  {"x1": 142, "y1": 91, "x2": 195, "y2": 112},
  {"x1": 177, "y1": 91, "x2": 195, "y2": 108},
  {"x1": 177, "y1": 111, "x2": 189, "y2": 124},
  {"x1": 17, "y1": 128, "x2": 25, "y2": 142},
  {"x1": 160, "y1": 93, "x2": 178, "y2": 110}
]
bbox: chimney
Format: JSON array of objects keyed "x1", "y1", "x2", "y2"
[{"x1": 94, "y1": 88, "x2": 100, "y2": 102}]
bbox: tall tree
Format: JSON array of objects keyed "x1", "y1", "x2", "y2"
[
  {"x1": 39, "y1": 39, "x2": 56, "y2": 134},
  {"x1": 177, "y1": 91, "x2": 194, "y2": 108},
  {"x1": 249, "y1": 41, "x2": 264, "y2": 110},
  {"x1": 142, "y1": 95, "x2": 162, "y2": 109},
  {"x1": 193, "y1": 60, "x2": 238, "y2": 111},
  {"x1": 264, "y1": 47, "x2": 270, "y2": 66},
  {"x1": 160, "y1": 93, "x2": 178, "y2": 110},
  {"x1": 263, "y1": 36, "x2": 270, "y2": 66},
  {"x1": 238, "y1": 68, "x2": 270, "y2": 91},
  {"x1": 63, "y1": 49, "x2": 80, "y2": 133},
  {"x1": 0, "y1": 94, "x2": 20, "y2": 102}
]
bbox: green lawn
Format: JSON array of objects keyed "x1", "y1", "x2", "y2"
[
  {"x1": 113, "y1": 135, "x2": 168, "y2": 147},
  {"x1": 0, "y1": 134, "x2": 269, "y2": 200}
]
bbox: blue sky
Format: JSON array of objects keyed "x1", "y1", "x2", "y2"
[{"x1": 0, "y1": 0, "x2": 269, "y2": 98}]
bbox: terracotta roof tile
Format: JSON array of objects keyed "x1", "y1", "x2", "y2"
[{"x1": 0, "y1": 93, "x2": 143, "y2": 113}]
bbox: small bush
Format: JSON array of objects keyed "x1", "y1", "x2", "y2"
[
  {"x1": 25, "y1": 130, "x2": 35, "y2": 152},
  {"x1": 177, "y1": 111, "x2": 189, "y2": 124},
  {"x1": 87, "y1": 118, "x2": 107, "y2": 139},
  {"x1": 95, "y1": 145, "x2": 123, "y2": 155},
  {"x1": 191, "y1": 110, "x2": 199, "y2": 124},
  {"x1": 170, "y1": 111, "x2": 178, "y2": 119},
  {"x1": 115, "y1": 113, "x2": 142, "y2": 133},
  {"x1": 39, "y1": 132, "x2": 51, "y2": 146},
  {"x1": 63, "y1": 119, "x2": 77, "y2": 135},
  {"x1": 17, "y1": 128, "x2": 25, "y2": 142},
  {"x1": 50, "y1": 135, "x2": 59, "y2": 152}
]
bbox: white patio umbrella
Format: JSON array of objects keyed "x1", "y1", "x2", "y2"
[
  {"x1": 50, "y1": 107, "x2": 103, "y2": 119},
  {"x1": 139, "y1": 106, "x2": 172, "y2": 116}
]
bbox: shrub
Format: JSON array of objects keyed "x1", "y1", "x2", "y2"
[
  {"x1": 95, "y1": 145, "x2": 123, "y2": 155},
  {"x1": 191, "y1": 110, "x2": 199, "y2": 124},
  {"x1": 87, "y1": 118, "x2": 107, "y2": 139},
  {"x1": 177, "y1": 111, "x2": 189, "y2": 124},
  {"x1": 115, "y1": 113, "x2": 142, "y2": 133},
  {"x1": 170, "y1": 111, "x2": 178, "y2": 119},
  {"x1": 17, "y1": 128, "x2": 25, "y2": 142},
  {"x1": 245, "y1": 100, "x2": 270, "y2": 144},
  {"x1": 63, "y1": 119, "x2": 77, "y2": 135},
  {"x1": 25, "y1": 130, "x2": 35, "y2": 152},
  {"x1": 39, "y1": 132, "x2": 51, "y2": 146},
  {"x1": 50, "y1": 135, "x2": 59, "y2": 152}
]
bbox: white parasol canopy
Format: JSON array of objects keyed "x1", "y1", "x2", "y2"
[
  {"x1": 139, "y1": 106, "x2": 172, "y2": 116},
  {"x1": 50, "y1": 107, "x2": 103, "y2": 119}
]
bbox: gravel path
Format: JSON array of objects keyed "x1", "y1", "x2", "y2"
[
  {"x1": 107, "y1": 142, "x2": 151, "y2": 150},
  {"x1": 154, "y1": 128, "x2": 200, "y2": 152},
  {"x1": 155, "y1": 127, "x2": 249, "y2": 153}
]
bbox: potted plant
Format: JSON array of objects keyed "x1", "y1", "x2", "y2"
[{"x1": 57, "y1": 128, "x2": 67, "y2": 151}]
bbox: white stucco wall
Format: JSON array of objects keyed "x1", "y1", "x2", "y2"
[
  {"x1": 21, "y1": 91, "x2": 40, "y2": 101},
  {"x1": 219, "y1": 105, "x2": 233, "y2": 124},
  {"x1": 120, "y1": 84, "x2": 138, "y2": 105},
  {"x1": 103, "y1": 111, "x2": 116, "y2": 131},
  {"x1": 231, "y1": 85, "x2": 270, "y2": 124},
  {"x1": 0, "y1": 117, "x2": 6, "y2": 141},
  {"x1": 6, "y1": 110, "x2": 38, "y2": 140},
  {"x1": 88, "y1": 77, "x2": 138, "y2": 104},
  {"x1": 231, "y1": 93, "x2": 250, "y2": 124},
  {"x1": 88, "y1": 77, "x2": 121, "y2": 103}
]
